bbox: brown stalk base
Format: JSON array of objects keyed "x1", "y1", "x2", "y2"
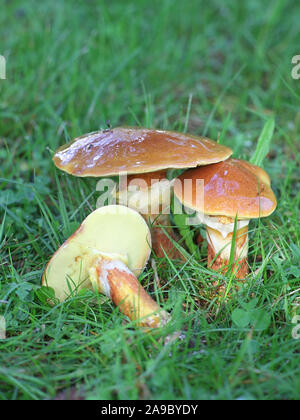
[
  {"x1": 150, "y1": 214, "x2": 186, "y2": 261},
  {"x1": 207, "y1": 244, "x2": 249, "y2": 297},
  {"x1": 121, "y1": 170, "x2": 185, "y2": 261},
  {"x1": 196, "y1": 233, "x2": 204, "y2": 246}
]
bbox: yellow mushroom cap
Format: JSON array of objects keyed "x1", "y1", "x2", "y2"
[
  {"x1": 53, "y1": 127, "x2": 233, "y2": 177},
  {"x1": 42, "y1": 205, "x2": 151, "y2": 302},
  {"x1": 174, "y1": 158, "x2": 277, "y2": 219}
]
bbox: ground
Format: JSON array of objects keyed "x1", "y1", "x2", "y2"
[{"x1": 0, "y1": 0, "x2": 299, "y2": 400}]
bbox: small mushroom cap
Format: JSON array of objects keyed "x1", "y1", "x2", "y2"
[
  {"x1": 53, "y1": 127, "x2": 233, "y2": 177},
  {"x1": 174, "y1": 158, "x2": 277, "y2": 219},
  {"x1": 42, "y1": 205, "x2": 151, "y2": 302}
]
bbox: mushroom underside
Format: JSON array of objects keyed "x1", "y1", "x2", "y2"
[{"x1": 43, "y1": 205, "x2": 169, "y2": 329}]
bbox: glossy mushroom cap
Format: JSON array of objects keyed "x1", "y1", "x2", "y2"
[
  {"x1": 42, "y1": 205, "x2": 151, "y2": 302},
  {"x1": 237, "y1": 160, "x2": 271, "y2": 186},
  {"x1": 53, "y1": 127, "x2": 233, "y2": 177},
  {"x1": 174, "y1": 158, "x2": 277, "y2": 220}
]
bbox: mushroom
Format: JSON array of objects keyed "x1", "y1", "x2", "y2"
[
  {"x1": 53, "y1": 127, "x2": 232, "y2": 259},
  {"x1": 173, "y1": 158, "x2": 277, "y2": 282},
  {"x1": 42, "y1": 205, "x2": 170, "y2": 329}
]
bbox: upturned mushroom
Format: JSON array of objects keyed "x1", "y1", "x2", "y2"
[
  {"x1": 53, "y1": 127, "x2": 232, "y2": 259},
  {"x1": 174, "y1": 158, "x2": 277, "y2": 281},
  {"x1": 42, "y1": 205, "x2": 169, "y2": 329}
]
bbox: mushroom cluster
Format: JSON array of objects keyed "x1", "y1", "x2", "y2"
[
  {"x1": 53, "y1": 127, "x2": 232, "y2": 259},
  {"x1": 43, "y1": 126, "x2": 277, "y2": 329}
]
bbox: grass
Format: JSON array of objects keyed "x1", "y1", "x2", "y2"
[{"x1": 0, "y1": 0, "x2": 300, "y2": 400}]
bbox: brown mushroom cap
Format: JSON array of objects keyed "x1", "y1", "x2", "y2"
[
  {"x1": 174, "y1": 158, "x2": 277, "y2": 219},
  {"x1": 53, "y1": 127, "x2": 233, "y2": 177},
  {"x1": 237, "y1": 160, "x2": 271, "y2": 186}
]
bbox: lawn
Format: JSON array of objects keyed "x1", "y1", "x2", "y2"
[{"x1": 0, "y1": 0, "x2": 299, "y2": 400}]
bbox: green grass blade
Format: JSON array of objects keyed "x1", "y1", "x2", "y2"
[{"x1": 250, "y1": 117, "x2": 275, "y2": 167}]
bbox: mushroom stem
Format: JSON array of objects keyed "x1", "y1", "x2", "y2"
[
  {"x1": 118, "y1": 171, "x2": 185, "y2": 260},
  {"x1": 146, "y1": 213, "x2": 185, "y2": 260},
  {"x1": 90, "y1": 256, "x2": 170, "y2": 329},
  {"x1": 206, "y1": 223, "x2": 249, "y2": 280}
]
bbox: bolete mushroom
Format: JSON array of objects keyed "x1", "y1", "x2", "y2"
[
  {"x1": 42, "y1": 205, "x2": 169, "y2": 329},
  {"x1": 53, "y1": 127, "x2": 232, "y2": 259},
  {"x1": 174, "y1": 158, "x2": 277, "y2": 281}
]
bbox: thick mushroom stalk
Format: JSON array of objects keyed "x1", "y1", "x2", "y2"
[
  {"x1": 204, "y1": 216, "x2": 250, "y2": 279},
  {"x1": 151, "y1": 213, "x2": 182, "y2": 260},
  {"x1": 89, "y1": 254, "x2": 170, "y2": 328},
  {"x1": 42, "y1": 205, "x2": 170, "y2": 330},
  {"x1": 117, "y1": 170, "x2": 184, "y2": 260}
]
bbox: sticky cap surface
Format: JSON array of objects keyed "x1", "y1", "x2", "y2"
[
  {"x1": 53, "y1": 127, "x2": 233, "y2": 177},
  {"x1": 174, "y1": 158, "x2": 277, "y2": 219}
]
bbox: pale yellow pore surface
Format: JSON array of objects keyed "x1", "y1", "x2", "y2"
[{"x1": 42, "y1": 205, "x2": 151, "y2": 302}]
